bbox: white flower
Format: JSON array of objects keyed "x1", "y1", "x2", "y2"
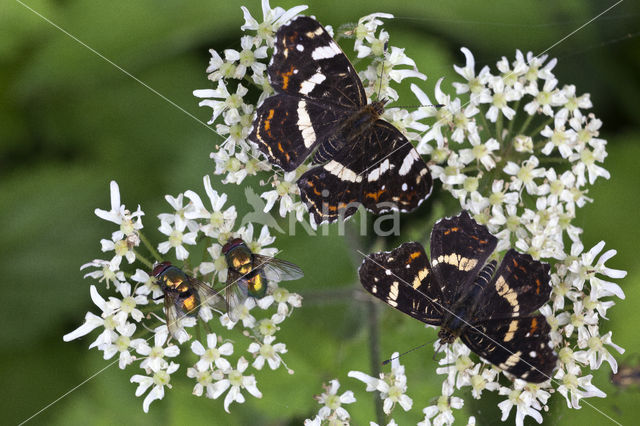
[
  {"x1": 567, "y1": 241, "x2": 626, "y2": 298},
  {"x1": 209, "y1": 357, "x2": 262, "y2": 412},
  {"x1": 184, "y1": 175, "x2": 237, "y2": 238},
  {"x1": 236, "y1": 223, "x2": 277, "y2": 257},
  {"x1": 105, "y1": 282, "x2": 147, "y2": 323},
  {"x1": 193, "y1": 81, "x2": 249, "y2": 125},
  {"x1": 240, "y1": 0, "x2": 308, "y2": 46},
  {"x1": 555, "y1": 364, "x2": 606, "y2": 409},
  {"x1": 484, "y1": 77, "x2": 519, "y2": 122},
  {"x1": 418, "y1": 383, "x2": 464, "y2": 426},
  {"x1": 256, "y1": 285, "x2": 302, "y2": 315},
  {"x1": 220, "y1": 298, "x2": 257, "y2": 330},
  {"x1": 191, "y1": 333, "x2": 234, "y2": 371},
  {"x1": 261, "y1": 171, "x2": 300, "y2": 218},
  {"x1": 130, "y1": 362, "x2": 179, "y2": 413},
  {"x1": 503, "y1": 155, "x2": 546, "y2": 194},
  {"x1": 99, "y1": 233, "x2": 136, "y2": 268},
  {"x1": 199, "y1": 243, "x2": 229, "y2": 283},
  {"x1": 497, "y1": 381, "x2": 549, "y2": 426},
  {"x1": 187, "y1": 365, "x2": 224, "y2": 397},
  {"x1": 80, "y1": 259, "x2": 126, "y2": 290},
  {"x1": 312, "y1": 379, "x2": 356, "y2": 421},
  {"x1": 247, "y1": 335, "x2": 287, "y2": 370},
  {"x1": 221, "y1": 35, "x2": 267, "y2": 80},
  {"x1": 94, "y1": 180, "x2": 144, "y2": 241},
  {"x1": 348, "y1": 352, "x2": 412, "y2": 414},
  {"x1": 136, "y1": 327, "x2": 180, "y2": 372},
  {"x1": 131, "y1": 268, "x2": 163, "y2": 301},
  {"x1": 63, "y1": 285, "x2": 124, "y2": 347},
  {"x1": 574, "y1": 325, "x2": 624, "y2": 372},
  {"x1": 157, "y1": 214, "x2": 198, "y2": 260},
  {"x1": 458, "y1": 134, "x2": 499, "y2": 170},
  {"x1": 100, "y1": 322, "x2": 146, "y2": 369},
  {"x1": 452, "y1": 47, "x2": 492, "y2": 105}
]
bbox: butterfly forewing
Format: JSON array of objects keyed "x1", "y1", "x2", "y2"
[
  {"x1": 359, "y1": 242, "x2": 443, "y2": 325},
  {"x1": 461, "y1": 316, "x2": 557, "y2": 383},
  {"x1": 250, "y1": 94, "x2": 353, "y2": 172},
  {"x1": 430, "y1": 211, "x2": 498, "y2": 305},
  {"x1": 269, "y1": 16, "x2": 366, "y2": 108}
]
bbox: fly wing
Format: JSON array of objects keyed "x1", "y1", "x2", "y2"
[
  {"x1": 162, "y1": 290, "x2": 187, "y2": 341},
  {"x1": 224, "y1": 270, "x2": 249, "y2": 322},
  {"x1": 253, "y1": 254, "x2": 304, "y2": 282}
]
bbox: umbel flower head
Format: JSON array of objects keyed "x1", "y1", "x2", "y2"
[{"x1": 64, "y1": 173, "x2": 303, "y2": 413}]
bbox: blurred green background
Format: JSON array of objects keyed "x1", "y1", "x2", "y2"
[{"x1": 2, "y1": 0, "x2": 639, "y2": 424}]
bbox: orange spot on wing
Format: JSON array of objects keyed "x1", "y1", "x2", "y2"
[
  {"x1": 281, "y1": 65, "x2": 296, "y2": 90},
  {"x1": 365, "y1": 189, "x2": 386, "y2": 202},
  {"x1": 535, "y1": 279, "x2": 541, "y2": 295},
  {"x1": 530, "y1": 317, "x2": 539, "y2": 333},
  {"x1": 444, "y1": 227, "x2": 459, "y2": 235}
]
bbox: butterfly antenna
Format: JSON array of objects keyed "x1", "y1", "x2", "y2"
[{"x1": 382, "y1": 340, "x2": 431, "y2": 365}]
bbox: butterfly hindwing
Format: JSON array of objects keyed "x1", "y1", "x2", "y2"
[
  {"x1": 359, "y1": 242, "x2": 443, "y2": 325},
  {"x1": 461, "y1": 316, "x2": 557, "y2": 383},
  {"x1": 297, "y1": 120, "x2": 431, "y2": 223},
  {"x1": 270, "y1": 16, "x2": 366, "y2": 108},
  {"x1": 430, "y1": 211, "x2": 498, "y2": 305},
  {"x1": 475, "y1": 249, "x2": 552, "y2": 321}
]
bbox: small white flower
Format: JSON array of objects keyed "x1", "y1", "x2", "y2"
[
  {"x1": 247, "y1": 335, "x2": 287, "y2": 370},
  {"x1": 348, "y1": 352, "x2": 412, "y2": 415},
  {"x1": 63, "y1": 285, "x2": 124, "y2": 347},
  {"x1": 209, "y1": 357, "x2": 262, "y2": 412},
  {"x1": 240, "y1": 0, "x2": 308, "y2": 46},
  {"x1": 184, "y1": 175, "x2": 237, "y2": 238},
  {"x1": 130, "y1": 361, "x2": 179, "y2": 413},
  {"x1": 94, "y1": 181, "x2": 144, "y2": 241},
  {"x1": 106, "y1": 282, "x2": 147, "y2": 323},
  {"x1": 80, "y1": 259, "x2": 126, "y2": 290},
  {"x1": 157, "y1": 214, "x2": 198, "y2": 260},
  {"x1": 555, "y1": 364, "x2": 606, "y2": 409},
  {"x1": 100, "y1": 322, "x2": 146, "y2": 369},
  {"x1": 136, "y1": 327, "x2": 180, "y2": 372},
  {"x1": 191, "y1": 333, "x2": 234, "y2": 371},
  {"x1": 312, "y1": 379, "x2": 356, "y2": 421}
]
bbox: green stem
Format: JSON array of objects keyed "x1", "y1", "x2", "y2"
[
  {"x1": 139, "y1": 232, "x2": 162, "y2": 263},
  {"x1": 478, "y1": 107, "x2": 493, "y2": 141},
  {"x1": 495, "y1": 110, "x2": 504, "y2": 145},
  {"x1": 528, "y1": 116, "x2": 554, "y2": 139},
  {"x1": 134, "y1": 249, "x2": 154, "y2": 269},
  {"x1": 506, "y1": 100, "x2": 521, "y2": 136},
  {"x1": 367, "y1": 298, "x2": 386, "y2": 426},
  {"x1": 517, "y1": 111, "x2": 535, "y2": 136}
]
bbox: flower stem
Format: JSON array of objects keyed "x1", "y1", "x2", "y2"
[
  {"x1": 139, "y1": 232, "x2": 162, "y2": 263},
  {"x1": 134, "y1": 249, "x2": 154, "y2": 269},
  {"x1": 367, "y1": 298, "x2": 386, "y2": 425}
]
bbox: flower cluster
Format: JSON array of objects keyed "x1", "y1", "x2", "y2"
[{"x1": 64, "y1": 179, "x2": 302, "y2": 412}]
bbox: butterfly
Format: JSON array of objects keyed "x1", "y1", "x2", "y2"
[
  {"x1": 249, "y1": 16, "x2": 432, "y2": 224},
  {"x1": 359, "y1": 211, "x2": 557, "y2": 383}
]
